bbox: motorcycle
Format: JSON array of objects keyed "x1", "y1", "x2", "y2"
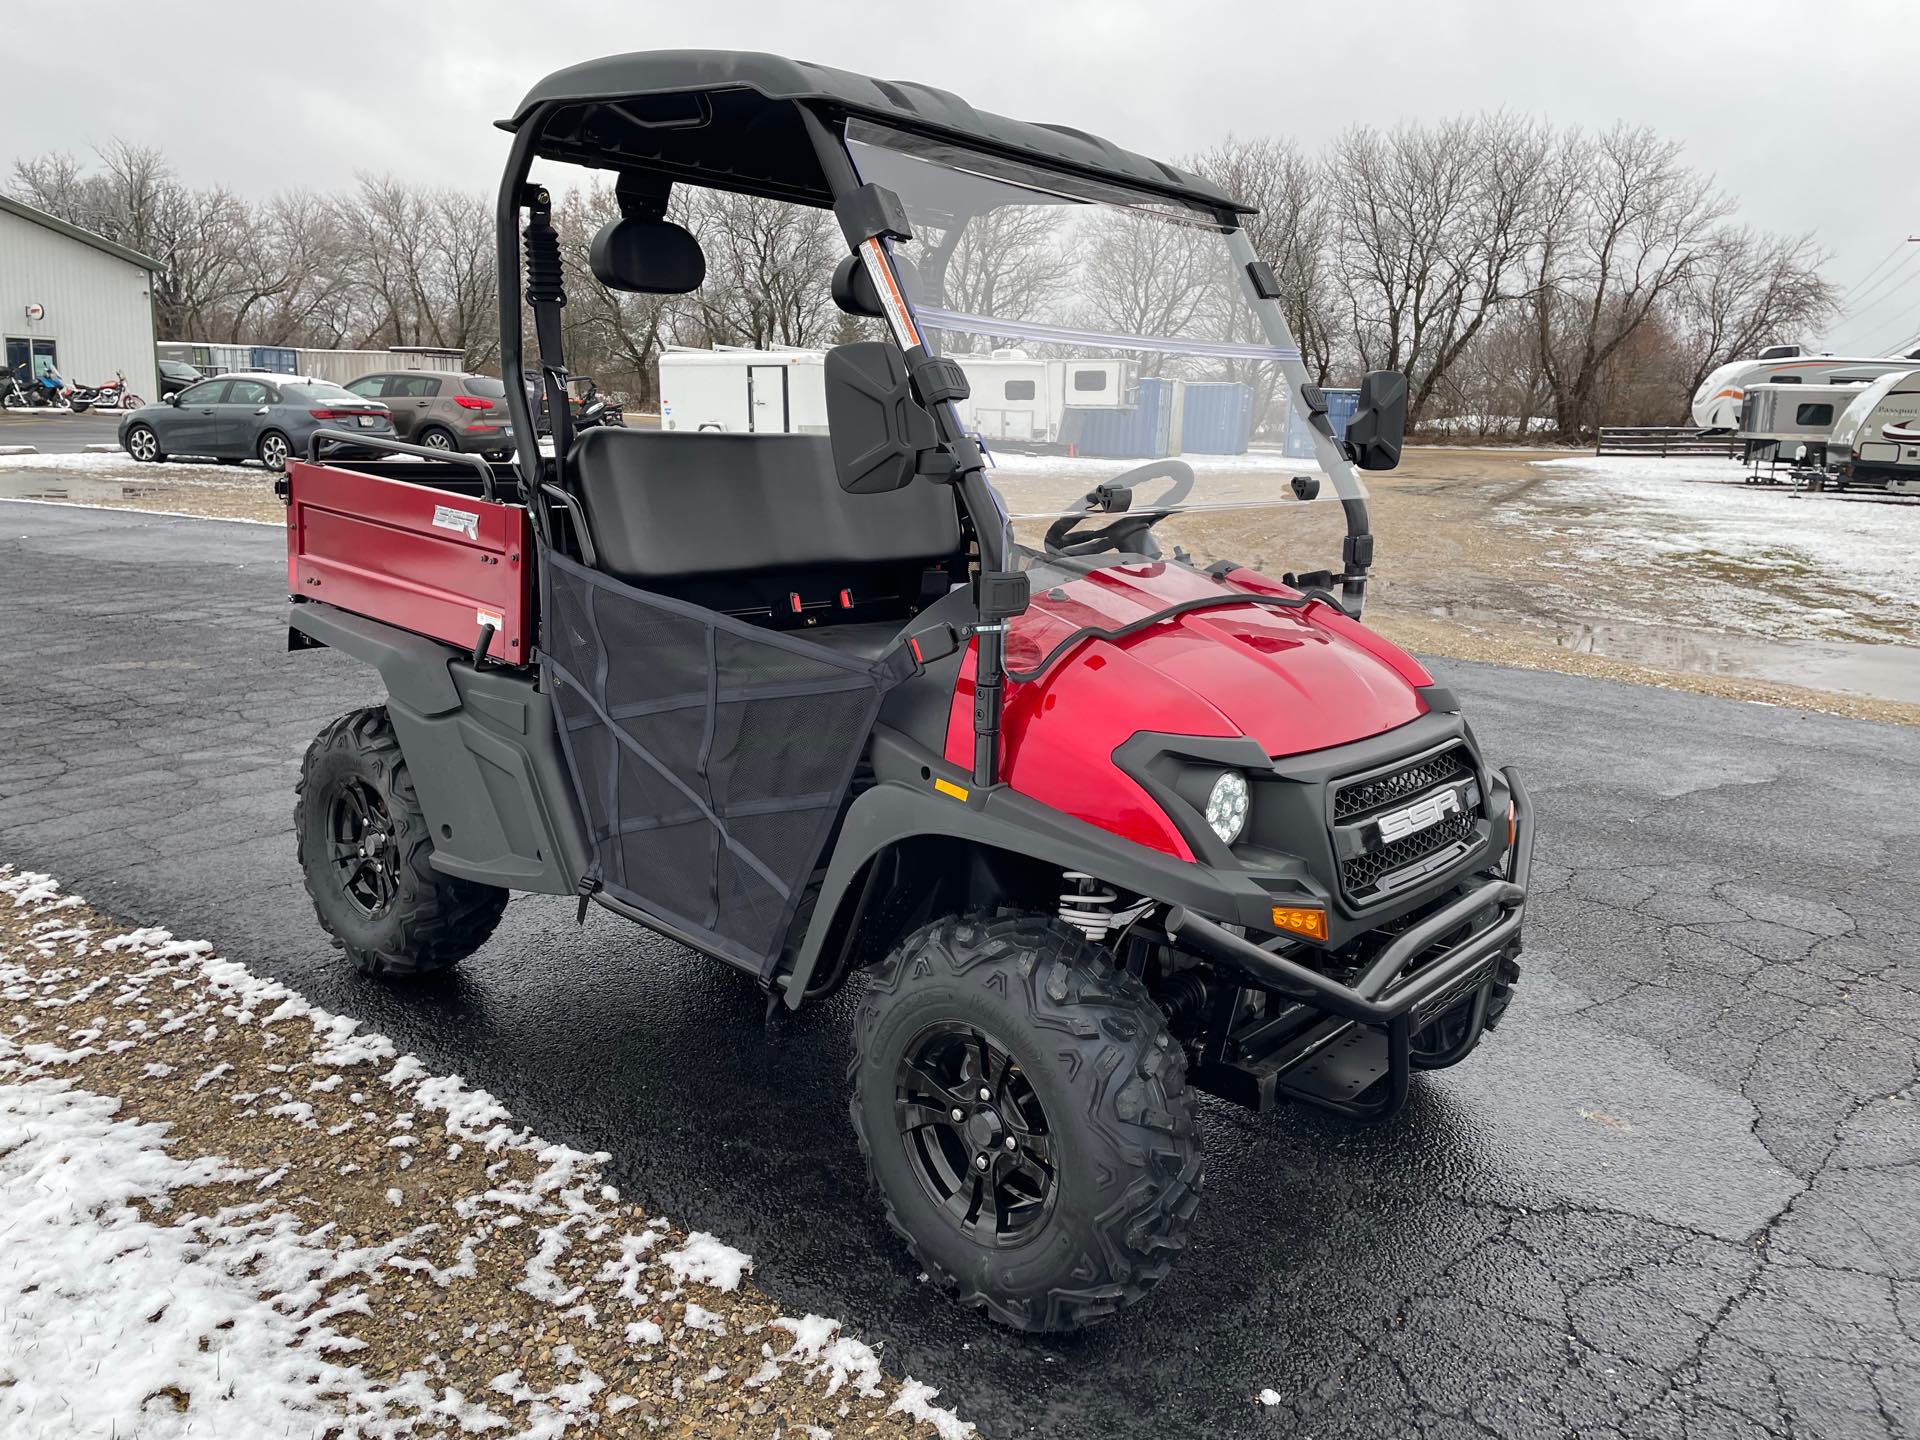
[
  {"x1": 570, "y1": 375, "x2": 626, "y2": 431},
  {"x1": 66, "y1": 370, "x2": 143, "y2": 414},
  {"x1": 3, "y1": 365, "x2": 67, "y2": 409}
]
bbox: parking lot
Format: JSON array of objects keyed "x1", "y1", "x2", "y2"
[
  {"x1": 0, "y1": 409, "x2": 127, "y2": 454},
  {"x1": 4, "y1": 499, "x2": 1915, "y2": 1437}
]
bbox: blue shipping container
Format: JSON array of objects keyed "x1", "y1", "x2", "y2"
[
  {"x1": 249, "y1": 346, "x2": 299, "y2": 374},
  {"x1": 1281, "y1": 387, "x2": 1359, "y2": 457},
  {"x1": 1180, "y1": 381, "x2": 1253, "y2": 454},
  {"x1": 1060, "y1": 378, "x2": 1177, "y2": 459}
]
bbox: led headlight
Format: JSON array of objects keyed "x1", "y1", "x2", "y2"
[{"x1": 1204, "y1": 771, "x2": 1249, "y2": 845}]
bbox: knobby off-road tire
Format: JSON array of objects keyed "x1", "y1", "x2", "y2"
[
  {"x1": 849, "y1": 915, "x2": 1203, "y2": 1332},
  {"x1": 295, "y1": 707, "x2": 507, "y2": 977}
]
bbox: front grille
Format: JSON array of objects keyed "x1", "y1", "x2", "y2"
[
  {"x1": 1342, "y1": 809, "x2": 1479, "y2": 895},
  {"x1": 1333, "y1": 746, "x2": 1473, "y2": 821}
]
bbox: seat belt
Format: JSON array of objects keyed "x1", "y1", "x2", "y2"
[{"x1": 521, "y1": 185, "x2": 573, "y2": 493}]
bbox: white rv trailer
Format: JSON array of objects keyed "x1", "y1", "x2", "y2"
[
  {"x1": 948, "y1": 350, "x2": 1128, "y2": 445},
  {"x1": 1733, "y1": 381, "x2": 1870, "y2": 468},
  {"x1": 1690, "y1": 350, "x2": 1920, "y2": 430},
  {"x1": 656, "y1": 345, "x2": 829, "y2": 434},
  {"x1": 1824, "y1": 369, "x2": 1920, "y2": 491}
]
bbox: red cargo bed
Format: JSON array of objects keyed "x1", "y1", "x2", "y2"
[{"x1": 286, "y1": 459, "x2": 534, "y2": 664}]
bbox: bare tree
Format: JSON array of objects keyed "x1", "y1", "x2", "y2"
[
  {"x1": 932, "y1": 204, "x2": 1072, "y2": 321},
  {"x1": 1529, "y1": 125, "x2": 1731, "y2": 437},
  {"x1": 1671, "y1": 228, "x2": 1836, "y2": 419},
  {"x1": 1323, "y1": 115, "x2": 1550, "y2": 425},
  {"x1": 687, "y1": 190, "x2": 838, "y2": 349}
]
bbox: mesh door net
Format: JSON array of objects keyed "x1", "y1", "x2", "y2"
[{"x1": 543, "y1": 553, "x2": 906, "y2": 970}]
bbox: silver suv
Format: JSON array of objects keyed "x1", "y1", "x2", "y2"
[{"x1": 344, "y1": 371, "x2": 514, "y2": 458}]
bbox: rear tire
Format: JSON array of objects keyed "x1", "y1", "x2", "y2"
[
  {"x1": 849, "y1": 915, "x2": 1203, "y2": 1332},
  {"x1": 257, "y1": 429, "x2": 292, "y2": 472},
  {"x1": 295, "y1": 707, "x2": 507, "y2": 977}
]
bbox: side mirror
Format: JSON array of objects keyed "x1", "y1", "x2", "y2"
[
  {"x1": 167, "y1": 393, "x2": 182, "y2": 407},
  {"x1": 1344, "y1": 370, "x2": 1407, "y2": 471},
  {"x1": 824, "y1": 341, "x2": 936, "y2": 494}
]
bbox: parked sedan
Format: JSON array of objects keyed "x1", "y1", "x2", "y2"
[
  {"x1": 120, "y1": 374, "x2": 394, "y2": 471},
  {"x1": 344, "y1": 370, "x2": 513, "y2": 458}
]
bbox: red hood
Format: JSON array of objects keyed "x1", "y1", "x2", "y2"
[
  {"x1": 945, "y1": 561, "x2": 1433, "y2": 858},
  {"x1": 1008, "y1": 562, "x2": 1428, "y2": 752}
]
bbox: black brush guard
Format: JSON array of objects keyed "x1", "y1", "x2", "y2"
[{"x1": 1164, "y1": 767, "x2": 1534, "y2": 1119}]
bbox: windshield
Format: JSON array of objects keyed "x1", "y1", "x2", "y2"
[{"x1": 847, "y1": 123, "x2": 1358, "y2": 576}]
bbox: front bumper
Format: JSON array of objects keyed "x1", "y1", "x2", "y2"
[{"x1": 1165, "y1": 765, "x2": 1534, "y2": 1117}]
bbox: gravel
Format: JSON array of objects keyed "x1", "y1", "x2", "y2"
[{"x1": 0, "y1": 867, "x2": 974, "y2": 1440}]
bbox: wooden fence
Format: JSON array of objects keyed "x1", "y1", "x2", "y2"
[{"x1": 1595, "y1": 427, "x2": 1741, "y2": 458}]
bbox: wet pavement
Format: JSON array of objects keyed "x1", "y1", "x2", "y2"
[{"x1": 3, "y1": 500, "x2": 1917, "y2": 1439}]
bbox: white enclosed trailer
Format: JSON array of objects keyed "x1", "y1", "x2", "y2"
[
  {"x1": 656, "y1": 346, "x2": 829, "y2": 433},
  {"x1": 949, "y1": 350, "x2": 1128, "y2": 445}
]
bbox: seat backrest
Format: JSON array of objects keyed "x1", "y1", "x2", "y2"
[{"x1": 570, "y1": 428, "x2": 963, "y2": 590}]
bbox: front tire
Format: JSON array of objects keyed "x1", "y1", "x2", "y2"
[
  {"x1": 125, "y1": 424, "x2": 165, "y2": 463},
  {"x1": 850, "y1": 915, "x2": 1203, "y2": 1332},
  {"x1": 295, "y1": 707, "x2": 507, "y2": 977},
  {"x1": 417, "y1": 426, "x2": 455, "y2": 451}
]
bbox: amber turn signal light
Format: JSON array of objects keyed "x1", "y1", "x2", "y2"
[
  {"x1": 1270, "y1": 905, "x2": 1328, "y2": 942},
  {"x1": 1507, "y1": 799, "x2": 1516, "y2": 848}
]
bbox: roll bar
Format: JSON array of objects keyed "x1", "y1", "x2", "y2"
[{"x1": 307, "y1": 428, "x2": 498, "y2": 502}]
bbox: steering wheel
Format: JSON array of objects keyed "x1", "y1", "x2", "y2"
[{"x1": 1043, "y1": 459, "x2": 1196, "y2": 559}]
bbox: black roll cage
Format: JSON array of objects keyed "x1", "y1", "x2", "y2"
[{"x1": 493, "y1": 94, "x2": 1376, "y2": 789}]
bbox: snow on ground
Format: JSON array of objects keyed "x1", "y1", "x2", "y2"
[
  {"x1": 0, "y1": 449, "x2": 251, "y2": 483},
  {"x1": 1521, "y1": 455, "x2": 1920, "y2": 637},
  {"x1": 0, "y1": 868, "x2": 973, "y2": 1439}
]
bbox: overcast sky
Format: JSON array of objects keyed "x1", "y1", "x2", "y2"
[{"x1": 12, "y1": 1, "x2": 1918, "y2": 353}]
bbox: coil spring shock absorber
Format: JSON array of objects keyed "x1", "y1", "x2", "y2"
[{"x1": 1058, "y1": 871, "x2": 1120, "y2": 943}]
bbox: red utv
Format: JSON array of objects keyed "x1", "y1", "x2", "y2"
[{"x1": 283, "y1": 50, "x2": 1533, "y2": 1333}]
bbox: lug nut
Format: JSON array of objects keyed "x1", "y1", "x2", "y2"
[
  {"x1": 949, "y1": 1108, "x2": 964, "y2": 1122},
  {"x1": 978, "y1": 1087, "x2": 991, "y2": 1101},
  {"x1": 974, "y1": 1154, "x2": 989, "y2": 1171},
  {"x1": 1003, "y1": 1136, "x2": 1016, "y2": 1151}
]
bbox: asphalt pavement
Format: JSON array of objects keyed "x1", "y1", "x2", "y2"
[
  {"x1": 2, "y1": 499, "x2": 1915, "y2": 1439},
  {"x1": 0, "y1": 409, "x2": 128, "y2": 453}
]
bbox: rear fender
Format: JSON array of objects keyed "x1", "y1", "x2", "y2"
[{"x1": 288, "y1": 601, "x2": 589, "y2": 894}]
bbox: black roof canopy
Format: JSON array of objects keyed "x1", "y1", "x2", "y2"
[{"x1": 503, "y1": 49, "x2": 1249, "y2": 215}]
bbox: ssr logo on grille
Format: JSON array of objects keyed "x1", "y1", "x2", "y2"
[{"x1": 1374, "y1": 787, "x2": 1462, "y2": 843}]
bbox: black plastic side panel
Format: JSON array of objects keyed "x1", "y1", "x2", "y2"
[{"x1": 288, "y1": 602, "x2": 588, "y2": 895}]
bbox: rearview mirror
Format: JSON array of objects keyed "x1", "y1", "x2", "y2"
[
  {"x1": 1344, "y1": 370, "x2": 1407, "y2": 471},
  {"x1": 824, "y1": 341, "x2": 936, "y2": 494}
]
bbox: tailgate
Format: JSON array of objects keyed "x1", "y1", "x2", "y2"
[{"x1": 286, "y1": 460, "x2": 533, "y2": 664}]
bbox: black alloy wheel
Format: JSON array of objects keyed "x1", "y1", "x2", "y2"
[
  {"x1": 328, "y1": 777, "x2": 402, "y2": 918},
  {"x1": 895, "y1": 1021, "x2": 1057, "y2": 1246}
]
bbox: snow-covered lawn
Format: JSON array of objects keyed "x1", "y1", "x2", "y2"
[
  {"x1": 1523, "y1": 455, "x2": 1920, "y2": 638},
  {"x1": 0, "y1": 869, "x2": 972, "y2": 1440},
  {"x1": 0, "y1": 449, "x2": 256, "y2": 484}
]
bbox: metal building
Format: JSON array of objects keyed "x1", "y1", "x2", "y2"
[{"x1": 0, "y1": 195, "x2": 161, "y2": 403}]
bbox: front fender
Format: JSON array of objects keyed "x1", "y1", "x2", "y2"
[{"x1": 782, "y1": 753, "x2": 1322, "y2": 1006}]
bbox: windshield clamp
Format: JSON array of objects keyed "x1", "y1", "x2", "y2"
[
  {"x1": 834, "y1": 183, "x2": 913, "y2": 249},
  {"x1": 906, "y1": 347, "x2": 970, "y2": 406}
]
